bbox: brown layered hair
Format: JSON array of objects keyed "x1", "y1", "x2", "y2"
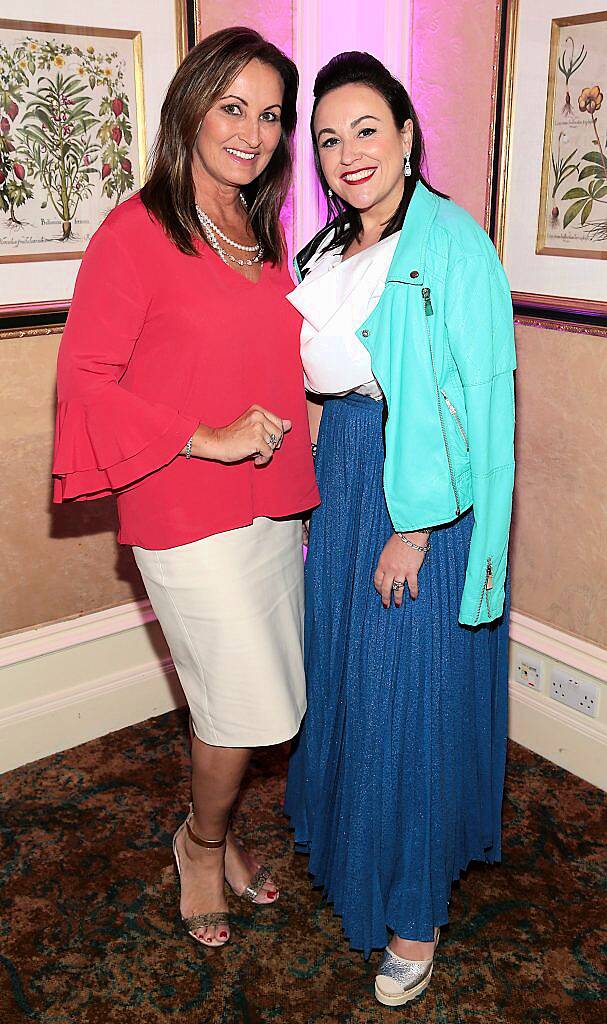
[{"x1": 141, "y1": 27, "x2": 298, "y2": 264}]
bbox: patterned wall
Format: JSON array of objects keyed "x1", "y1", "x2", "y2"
[
  {"x1": 410, "y1": 0, "x2": 498, "y2": 225},
  {"x1": 510, "y1": 322, "x2": 607, "y2": 641},
  {"x1": 0, "y1": 335, "x2": 145, "y2": 635}
]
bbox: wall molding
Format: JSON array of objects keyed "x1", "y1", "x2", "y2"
[
  {"x1": 293, "y1": 0, "x2": 321, "y2": 253},
  {"x1": 2, "y1": 653, "x2": 175, "y2": 729},
  {"x1": 0, "y1": 599, "x2": 183, "y2": 773},
  {"x1": 4, "y1": 601, "x2": 603, "y2": 677},
  {"x1": 0, "y1": 608, "x2": 185, "y2": 773},
  {"x1": 0, "y1": 661, "x2": 185, "y2": 776},
  {"x1": 292, "y1": 0, "x2": 413, "y2": 253},
  {"x1": 509, "y1": 609, "x2": 607, "y2": 682},
  {"x1": 0, "y1": 602, "x2": 605, "y2": 788},
  {"x1": 508, "y1": 679, "x2": 607, "y2": 791},
  {"x1": 384, "y1": 0, "x2": 414, "y2": 91},
  {"x1": 0, "y1": 599, "x2": 155, "y2": 668}
]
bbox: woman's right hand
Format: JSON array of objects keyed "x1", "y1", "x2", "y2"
[{"x1": 191, "y1": 405, "x2": 292, "y2": 466}]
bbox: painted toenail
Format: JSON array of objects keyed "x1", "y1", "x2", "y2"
[{"x1": 220, "y1": 931, "x2": 228, "y2": 938}]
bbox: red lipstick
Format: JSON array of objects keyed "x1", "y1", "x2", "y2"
[{"x1": 340, "y1": 166, "x2": 377, "y2": 185}]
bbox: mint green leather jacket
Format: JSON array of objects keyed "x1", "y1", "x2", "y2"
[{"x1": 294, "y1": 181, "x2": 516, "y2": 626}]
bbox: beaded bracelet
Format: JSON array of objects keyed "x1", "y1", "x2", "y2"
[
  {"x1": 185, "y1": 436, "x2": 193, "y2": 460},
  {"x1": 397, "y1": 532, "x2": 431, "y2": 554}
]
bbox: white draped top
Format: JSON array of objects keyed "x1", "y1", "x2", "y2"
[{"x1": 286, "y1": 231, "x2": 400, "y2": 401}]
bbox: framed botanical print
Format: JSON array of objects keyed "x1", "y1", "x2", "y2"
[
  {"x1": 0, "y1": 1, "x2": 198, "y2": 337},
  {"x1": 491, "y1": 0, "x2": 607, "y2": 329},
  {"x1": 0, "y1": 22, "x2": 145, "y2": 265}
]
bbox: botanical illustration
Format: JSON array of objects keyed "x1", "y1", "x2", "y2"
[
  {"x1": 537, "y1": 13, "x2": 607, "y2": 258},
  {"x1": 0, "y1": 21, "x2": 142, "y2": 262}
]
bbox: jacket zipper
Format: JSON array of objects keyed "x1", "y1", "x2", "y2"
[
  {"x1": 421, "y1": 287, "x2": 461, "y2": 516},
  {"x1": 474, "y1": 557, "x2": 493, "y2": 624},
  {"x1": 440, "y1": 389, "x2": 469, "y2": 450}
]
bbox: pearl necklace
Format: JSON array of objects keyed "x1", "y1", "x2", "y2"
[
  {"x1": 195, "y1": 195, "x2": 263, "y2": 267},
  {"x1": 198, "y1": 208, "x2": 259, "y2": 251},
  {"x1": 199, "y1": 217, "x2": 265, "y2": 267}
]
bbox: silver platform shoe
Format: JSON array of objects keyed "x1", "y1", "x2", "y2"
[{"x1": 374, "y1": 929, "x2": 440, "y2": 1006}]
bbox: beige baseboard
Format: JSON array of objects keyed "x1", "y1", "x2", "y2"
[
  {"x1": 509, "y1": 610, "x2": 607, "y2": 682},
  {"x1": 508, "y1": 612, "x2": 607, "y2": 790},
  {"x1": 0, "y1": 602, "x2": 605, "y2": 789},
  {"x1": 0, "y1": 601, "x2": 185, "y2": 774},
  {"x1": 508, "y1": 680, "x2": 607, "y2": 790}
]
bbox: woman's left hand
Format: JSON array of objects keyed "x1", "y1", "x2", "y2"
[{"x1": 373, "y1": 533, "x2": 428, "y2": 609}]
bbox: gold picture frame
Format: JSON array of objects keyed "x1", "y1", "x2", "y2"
[
  {"x1": 0, "y1": 19, "x2": 146, "y2": 266},
  {"x1": 536, "y1": 11, "x2": 607, "y2": 260},
  {"x1": 1, "y1": 0, "x2": 196, "y2": 337},
  {"x1": 491, "y1": 0, "x2": 607, "y2": 333},
  {"x1": 175, "y1": 0, "x2": 201, "y2": 61}
]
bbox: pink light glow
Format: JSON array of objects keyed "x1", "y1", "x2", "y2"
[
  {"x1": 409, "y1": 1, "x2": 500, "y2": 227},
  {"x1": 199, "y1": 1, "x2": 497, "y2": 249}
]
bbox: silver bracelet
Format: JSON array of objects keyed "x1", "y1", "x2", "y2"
[
  {"x1": 397, "y1": 532, "x2": 430, "y2": 554},
  {"x1": 185, "y1": 436, "x2": 193, "y2": 460}
]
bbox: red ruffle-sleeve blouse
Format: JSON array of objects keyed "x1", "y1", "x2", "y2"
[{"x1": 52, "y1": 195, "x2": 320, "y2": 549}]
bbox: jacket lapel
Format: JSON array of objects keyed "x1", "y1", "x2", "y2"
[
  {"x1": 384, "y1": 181, "x2": 440, "y2": 287},
  {"x1": 294, "y1": 182, "x2": 439, "y2": 285}
]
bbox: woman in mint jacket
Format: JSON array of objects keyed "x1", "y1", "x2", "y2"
[{"x1": 285, "y1": 52, "x2": 515, "y2": 1007}]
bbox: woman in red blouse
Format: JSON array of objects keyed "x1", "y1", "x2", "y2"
[{"x1": 53, "y1": 28, "x2": 318, "y2": 948}]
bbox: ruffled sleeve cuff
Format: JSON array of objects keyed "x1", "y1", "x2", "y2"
[{"x1": 52, "y1": 391, "x2": 199, "y2": 501}]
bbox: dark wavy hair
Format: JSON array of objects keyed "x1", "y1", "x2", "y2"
[
  {"x1": 141, "y1": 27, "x2": 298, "y2": 264},
  {"x1": 311, "y1": 51, "x2": 447, "y2": 251}
]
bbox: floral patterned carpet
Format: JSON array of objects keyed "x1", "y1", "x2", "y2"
[{"x1": 1, "y1": 709, "x2": 605, "y2": 1024}]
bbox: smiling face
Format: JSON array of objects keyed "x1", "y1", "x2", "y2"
[
  {"x1": 314, "y1": 83, "x2": 412, "y2": 217},
  {"x1": 193, "y1": 58, "x2": 284, "y2": 190}
]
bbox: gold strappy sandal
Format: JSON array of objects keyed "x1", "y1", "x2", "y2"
[
  {"x1": 186, "y1": 719, "x2": 277, "y2": 906},
  {"x1": 226, "y1": 849, "x2": 276, "y2": 904},
  {"x1": 172, "y1": 805, "x2": 230, "y2": 947}
]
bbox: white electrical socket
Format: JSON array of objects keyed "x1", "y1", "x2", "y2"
[
  {"x1": 550, "y1": 668, "x2": 599, "y2": 718},
  {"x1": 515, "y1": 655, "x2": 542, "y2": 688}
]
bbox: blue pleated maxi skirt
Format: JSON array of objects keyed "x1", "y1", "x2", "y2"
[{"x1": 285, "y1": 393, "x2": 510, "y2": 957}]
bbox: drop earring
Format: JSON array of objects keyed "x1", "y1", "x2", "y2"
[
  {"x1": 327, "y1": 188, "x2": 333, "y2": 198},
  {"x1": 404, "y1": 153, "x2": 412, "y2": 177}
]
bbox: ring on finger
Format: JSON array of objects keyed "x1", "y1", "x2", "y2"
[
  {"x1": 268, "y1": 432, "x2": 279, "y2": 449},
  {"x1": 392, "y1": 579, "x2": 405, "y2": 591}
]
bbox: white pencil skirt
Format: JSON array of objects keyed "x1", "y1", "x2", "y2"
[{"x1": 133, "y1": 516, "x2": 306, "y2": 747}]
